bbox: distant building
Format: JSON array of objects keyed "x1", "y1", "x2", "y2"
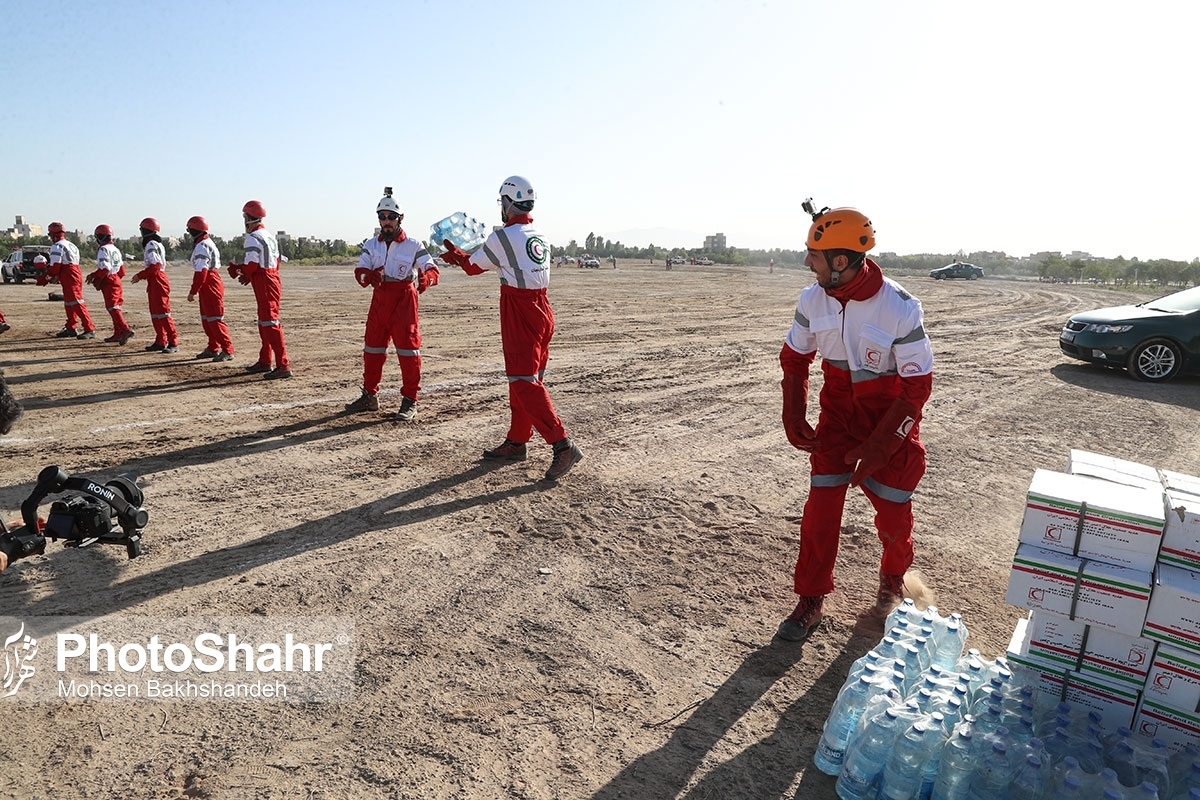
[
  {"x1": 277, "y1": 231, "x2": 295, "y2": 247},
  {"x1": 703, "y1": 232, "x2": 727, "y2": 251},
  {"x1": 5, "y1": 215, "x2": 43, "y2": 239}
]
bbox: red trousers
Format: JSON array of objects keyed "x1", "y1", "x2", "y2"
[
  {"x1": 361, "y1": 281, "x2": 420, "y2": 400},
  {"x1": 792, "y1": 374, "x2": 926, "y2": 597},
  {"x1": 99, "y1": 279, "x2": 131, "y2": 337},
  {"x1": 197, "y1": 273, "x2": 233, "y2": 354},
  {"x1": 251, "y1": 271, "x2": 289, "y2": 369},
  {"x1": 143, "y1": 272, "x2": 178, "y2": 347},
  {"x1": 59, "y1": 267, "x2": 95, "y2": 332},
  {"x1": 500, "y1": 286, "x2": 566, "y2": 444}
]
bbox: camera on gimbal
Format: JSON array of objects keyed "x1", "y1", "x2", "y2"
[{"x1": 1, "y1": 466, "x2": 149, "y2": 564}]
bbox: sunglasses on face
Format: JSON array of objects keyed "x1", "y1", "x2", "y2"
[{"x1": 378, "y1": 212, "x2": 400, "y2": 221}]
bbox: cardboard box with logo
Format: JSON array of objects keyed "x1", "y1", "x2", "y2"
[
  {"x1": 1006, "y1": 542, "x2": 1152, "y2": 638},
  {"x1": 1007, "y1": 617, "x2": 1141, "y2": 731},
  {"x1": 1067, "y1": 449, "x2": 1164, "y2": 493},
  {"x1": 1007, "y1": 609, "x2": 1156, "y2": 692},
  {"x1": 1143, "y1": 562, "x2": 1200, "y2": 655},
  {"x1": 1019, "y1": 469, "x2": 1165, "y2": 573}
]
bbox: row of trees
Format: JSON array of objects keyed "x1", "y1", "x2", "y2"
[
  {"x1": 556, "y1": 234, "x2": 1200, "y2": 288},
  {"x1": 872, "y1": 251, "x2": 1200, "y2": 288},
  {"x1": 7, "y1": 231, "x2": 1198, "y2": 287}
]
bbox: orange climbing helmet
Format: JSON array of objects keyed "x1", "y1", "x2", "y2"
[{"x1": 805, "y1": 204, "x2": 876, "y2": 253}]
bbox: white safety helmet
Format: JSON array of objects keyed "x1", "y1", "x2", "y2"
[
  {"x1": 499, "y1": 175, "x2": 536, "y2": 210},
  {"x1": 376, "y1": 186, "x2": 403, "y2": 216}
]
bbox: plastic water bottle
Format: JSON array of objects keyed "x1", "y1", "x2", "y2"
[
  {"x1": 958, "y1": 656, "x2": 988, "y2": 700},
  {"x1": 1012, "y1": 752, "x2": 1050, "y2": 798},
  {"x1": 429, "y1": 212, "x2": 488, "y2": 253},
  {"x1": 1038, "y1": 701, "x2": 1074, "y2": 735},
  {"x1": 1088, "y1": 768, "x2": 1126, "y2": 798},
  {"x1": 1061, "y1": 774, "x2": 1087, "y2": 799},
  {"x1": 837, "y1": 707, "x2": 903, "y2": 800},
  {"x1": 814, "y1": 674, "x2": 878, "y2": 775},
  {"x1": 1137, "y1": 740, "x2": 1172, "y2": 799},
  {"x1": 931, "y1": 727, "x2": 974, "y2": 800},
  {"x1": 887, "y1": 598, "x2": 919, "y2": 630},
  {"x1": 972, "y1": 705, "x2": 1007, "y2": 743},
  {"x1": 968, "y1": 739, "x2": 1014, "y2": 799},
  {"x1": 879, "y1": 718, "x2": 939, "y2": 800},
  {"x1": 1050, "y1": 756, "x2": 1086, "y2": 795},
  {"x1": 1045, "y1": 726, "x2": 1076, "y2": 765},
  {"x1": 1169, "y1": 745, "x2": 1200, "y2": 787},
  {"x1": 1078, "y1": 734, "x2": 1107, "y2": 774},
  {"x1": 933, "y1": 617, "x2": 968, "y2": 670},
  {"x1": 1170, "y1": 760, "x2": 1200, "y2": 799},
  {"x1": 1107, "y1": 739, "x2": 1141, "y2": 787},
  {"x1": 1132, "y1": 781, "x2": 1162, "y2": 800}
]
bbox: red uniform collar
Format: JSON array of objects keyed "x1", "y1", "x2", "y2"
[
  {"x1": 825, "y1": 256, "x2": 884, "y2": 302},
  {"x1": 504, "y1": 213, "x2": 533, "y2": 227}
]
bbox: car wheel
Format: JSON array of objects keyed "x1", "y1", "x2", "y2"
[
  {"x1": 968, "y1": 273, "x2": 978, "y2": 280},
  {"x1": 1127, "y1": 338, "x2": 1183, "y2": 382}
]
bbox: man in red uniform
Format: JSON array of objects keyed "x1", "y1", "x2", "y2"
[
  {"x1": 227, "y1": 200, "x2": 291, "y2": 379},
  {"x1": 131, "y1": 217, "x2": 179, "y2": 353},
  {"x1": 86, "y1": 224, "x2": 135, "y2": 344},
  {"x1": 345, "y1": 188, "x2": 439, "y2": 419},
  {"x1": 43, "y1": 221, "x2": 96, "y2": 339},
  {"x1": 440, "y1": 176, "x2": 583, "y2": 481},
  {"x1": 185, "y1": 216, "x2": 234, "y2": 362},
  {"x1": 775, "y1": 204, "x2": 934, "y2": 641}
]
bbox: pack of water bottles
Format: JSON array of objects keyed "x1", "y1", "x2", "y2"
[
  {"x1": 429, "y1": 212, "x2": 489, "y2": 254},
  {"x1": 813, "y1": 600, "x2": 1200, "y2": 799}
]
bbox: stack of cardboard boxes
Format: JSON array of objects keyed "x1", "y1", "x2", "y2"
[{"x1": 1004, "y1": 449, "x2": 1200, "y2": 749}]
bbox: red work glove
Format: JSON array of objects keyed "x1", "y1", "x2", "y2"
[
  {"x1": 781, "y1": 371, "x2": 818, "y2": 452},
  {"x1": 354, "y1": 267, "x2": 382, "y2": 288},
  {"x1": 238, "y1": 274, "x2": 251, "y2": 285},
  {"x1": 417, "y1": 267, "x2": 439, "y2": 294},
  {"x1": 845, "y1": 399, "x2": 922, "y2": 487},
  {"x1": 85, "y1": 271, "x2": 100, "y2": 287},
  {"x1": 227, "y1": 264, "x2": 243, "y2": 280},
  {"x1": 131, "y1": 273, "x2": 143, "y2": 284},
  {"x1": 35, "y1": 274, "x2": 48, "y2": 286},
  {"x1": 442, "y1": 240, "x2": 485, "y2": 275}
]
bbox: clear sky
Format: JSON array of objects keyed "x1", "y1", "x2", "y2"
[{"x1": 4, "y1": 0, "x2": 1197, "y2": 261}]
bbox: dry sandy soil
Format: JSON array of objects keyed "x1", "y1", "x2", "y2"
[{"x1": 1, "y1": 259, "x2": 1198, "y2": 799}]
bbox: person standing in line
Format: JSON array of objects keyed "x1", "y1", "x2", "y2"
[
  {"x1": 130, "y1": 217, "x2": 179, "y2": 354},
  {"x1": 42, "y1": 222, "x2": 96, "y2": 339},
  {"x1": 439, "y1": 175, "x2": 583, "y2": 482},
  {"x1": 344, "y1": 187, "x2": 439, "y2": 420},
  {"x1": 775, "y1": 204, "x2": 934, "y2": 641},
  {"x1": 227, "y1": 200, "x2": 291, "y2": 379},
  {"x1": 86, "y1": 224, "x2": 135, "y2": 345},
  {"x1": 184, "y1": 216, "x2": 234, "y2": 362}
]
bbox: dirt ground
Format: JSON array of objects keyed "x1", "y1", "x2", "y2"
[{"x1": 1, "y1": 259, "x2": 1197, "y2": 799}]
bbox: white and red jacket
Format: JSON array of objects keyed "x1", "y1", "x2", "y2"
[
  {"x1": 466, "y1": 221, "x2": 551, "y2": 289},
  {"x1": 243, "y1": 227, "x2": 281, "y2": 274},
  {"x1": 94, "y1": 243, "x2": 125, "y2": 287},
  {"x1": 357, "y1": 232, "x2": 434, "y2": 281}
]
